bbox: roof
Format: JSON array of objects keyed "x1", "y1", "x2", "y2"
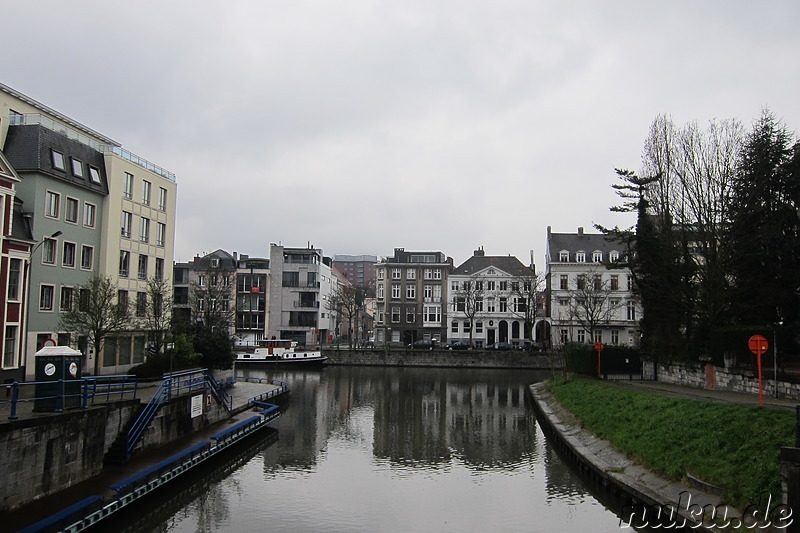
[
  {"x1": 547, "y1": 230, "x2": 624, "y2": 262},
  {"x1": 453, "y1": 255, "x2": 534, "y2": 277}
]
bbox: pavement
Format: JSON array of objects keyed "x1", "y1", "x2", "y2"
[{"x1": 529, "y1": 379, "x2": 796, "y2": 532}]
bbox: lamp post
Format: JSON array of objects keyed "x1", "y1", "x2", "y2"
[{"x1": 23, "y1": 230, "x2": 64, "y2": 372}]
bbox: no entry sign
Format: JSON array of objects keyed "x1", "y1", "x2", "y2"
[{"x1": 749, "y1": 334, "x2": 769, "y2": 356}]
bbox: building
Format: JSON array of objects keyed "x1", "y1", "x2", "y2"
[
  {"x1": 332, "y1": 254, "x2": 378, "y2": 289},
  {"x1": 448, "y1": 248, "x2": 539, "y2": 348},
  {"x1": 545, "y1": 226, "x2": 641, "y2": 347},
  {"x1": 268, "y1": 244, "x2": 337, "y2": 346},
  {"x1": 374, "y1": 248, "x2": 453, "y2": 346},
  {"x1": 0, "y1": 82, "x2": 178, "y2": 376},
  {"x1": 234, "y1": 254, "x2": 269, "y2": 348},
  {"x1": 0, "y1": 150, "x2": 33, "y2": 382}
]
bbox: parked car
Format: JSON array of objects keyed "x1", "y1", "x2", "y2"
[
  {"x1": 445, "y1": 341, "x2": 472, "y2": 350},
  {"x1": 409, "y1": 339, "x2": 437, "y2": 350},
  {"x1": 485, "y1": 342, "x2": 513, "y2": 351}
]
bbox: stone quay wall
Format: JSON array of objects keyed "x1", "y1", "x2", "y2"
[
  {"x1": 324, "y1": 348, "x2": 560, "y2": 369},
  {"x1": 644, "y1": 361, "x2": 800, "y2": 401},
  {"x1": 0, "y1": 392, "x2": 231, "y2": 512}
]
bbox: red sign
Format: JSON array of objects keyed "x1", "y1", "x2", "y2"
[
  {"x1": 749, "y1": 334, "x2": 769, "y2": 356},
  {"x1": 594, "y1": 342, "x2": 605, "y2": 352}
]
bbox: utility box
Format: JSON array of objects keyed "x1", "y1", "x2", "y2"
[{"x1": 34, "y1": 346, "x2": 83, "y2": 412}]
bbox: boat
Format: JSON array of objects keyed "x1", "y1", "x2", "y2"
[{"x1": 235, "y1": 339, "x2": 328, "y2": 366}]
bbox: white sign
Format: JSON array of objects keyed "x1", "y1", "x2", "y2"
[
  {"x1": 68, "y1": 362, "x2": 78, "y2": 378},
  {"x1": 44, "y1": 363, "x2": 56, "y2": 377},
  {"x1": 190, "y1": 394, "x2": 203, "y2": 418}
]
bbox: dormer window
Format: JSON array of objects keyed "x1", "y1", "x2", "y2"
[
  {"x1": 558, "y1": 251, "x2": 569, "y2": 262},
  {"x1": 51, "y1": 150, "x2": 65, "y2": 171},
  {"x1": 576, "y1": 251, "x2": 586, "y2": 263},
  {"x1": 211, "y1": 258, "x2": 220, "y2": 268},
  {"x1": 609, "y1": 250, "x2": 620, "y2": 262},
  {"x1": 70, "y1": 158, "x2": 84, "y2": 178},
  {"x1": 592, "y1": 251, "x2": 602, "y2": 263}
]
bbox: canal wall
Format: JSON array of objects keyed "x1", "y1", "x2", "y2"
[
  {"x1": 0, "y1": 392, "x2": 232, "y2": 512},
  {"x1": 646, "y1": 361, "x2": 800, "y2": 401},
  {"x1": 528, "y1": 382, "x2": 735, "y2": 532},
  {"x1": 324, "y1": 348, "x2": 559, "y2": 369}
]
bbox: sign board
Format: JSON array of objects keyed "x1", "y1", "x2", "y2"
[
  {"x1": 594, "y1": 342, "x2": 604, "y2": 352},
  {"x1": 190, "y1": 394, "x2": 203, "y2": 418},
  {"x1": 749, "y1": 334, "x2": 769, "y2": 356}
]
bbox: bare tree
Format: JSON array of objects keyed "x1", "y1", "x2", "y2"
[
  {"x1": 452, "y1": 277, "x2": 484, "y2": 347},
  {"x1": 325, "y1": 284, "x2": 366, "y2": 349},
  {"x1": 59, "y1": 275, "x2": 131, "y2": 376},
  {"x1": 508, "y1": 271, "x2": 544, "y2": 347},
  {"x1": 190, "y1": 265, "x2": 236, "y2": 334},
  {"x1": 567, "y1": 270, "x2": 625, "y2": 344},
  {"x1": 139, "y1": 276, "x2": 174, "y2": 357}
]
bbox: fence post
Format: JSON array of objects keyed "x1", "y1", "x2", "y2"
[
  {"x1": 82, "y1": 379, "x2": 89, "y2": 409},
  {"x1": 55, "y1": 379, "x2": 64, "y2": 412},
  {"x1": 8, "y1": 382, "x2": 19, "y2": 420}
]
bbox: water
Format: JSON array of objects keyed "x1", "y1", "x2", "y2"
[{"x1": 114, "y1": 366, "x2": 630, "y2": 532}]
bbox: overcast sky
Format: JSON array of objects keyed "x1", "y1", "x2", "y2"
[{"x1": 3, "y1": 1, "x2": 799, "y2": 271}]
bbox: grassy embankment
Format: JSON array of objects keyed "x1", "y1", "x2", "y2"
[{"x1": 547, "y1": 377, "x2": 794, "y2": 508}]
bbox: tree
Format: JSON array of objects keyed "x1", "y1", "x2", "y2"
[
  {"x1": 190, "y1": 264, "x2": 236, "y2": 334},
  {"x1": 452, "y1": 277, "x2": 484, "y2": 347},
  {"x1": 508, "y1": 271, "x2": 544, "y2": 347},
  {"x1": 139, "y1": 276, "x2": 174, "y2": 357},
  {"x1": 59, "y1": 275, "x2": 131, "y2": 376},
  {"x1": 566, "y1": 270, "x2": 624, "y2": 343},
  {"x1": 728, "y1": 111, "x2": 800, "y2": 332},
  {"x1": 325, "y1": 284, "x2": 366, "y2": 349},
  {"x1": 190, "y1": 323, "x2": 235, "y2": 370}
]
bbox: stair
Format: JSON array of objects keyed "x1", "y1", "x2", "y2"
[{"x1": 104, "y1": 403, "x2": 147, "y2": 466}]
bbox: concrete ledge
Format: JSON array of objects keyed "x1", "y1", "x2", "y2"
[{"x1": 529, "y1": 382, "x2": 741, "y2": 532}]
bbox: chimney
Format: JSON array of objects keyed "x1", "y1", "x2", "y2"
[
  {"x1": 578, "y1": 227, "x2": 584, "y2": 236},
  {"x1": 474, "y1": 246, "x2": 485, "y2": 257}
]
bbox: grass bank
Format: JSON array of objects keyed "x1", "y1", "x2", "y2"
[{"x1": 547, "y1": 377, "x2": 794, "y2": 508}]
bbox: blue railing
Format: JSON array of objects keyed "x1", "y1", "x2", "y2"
[
  {"x1": 126, "y1": 380, "x2": 170, "y2": 456},
  {"x1": 206, "y1": 374, "x2": 234, "y2": 410},
  {"x1": 3, "y1": 375, "x2": 138, "y2": 420}
]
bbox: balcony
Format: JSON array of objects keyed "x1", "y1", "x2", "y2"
[{"x1": 294, "y1": 300, "x2": 319, "y2": 309}]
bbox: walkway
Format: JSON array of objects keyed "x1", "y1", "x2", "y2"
[{"x1": 529, "y1": 380, "x2": 792, "y2": 531}]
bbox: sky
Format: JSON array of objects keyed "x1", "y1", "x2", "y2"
[{"x1": 3, "y1": 1, "x2": 799, "y2": 272}]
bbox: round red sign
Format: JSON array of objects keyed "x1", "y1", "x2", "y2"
[
  {"x1": 748, "y1": 334, "x2": 769, "y2": 356},
  {"x1": 594, "y1": 342, "x2": 604, "y2": 352}
]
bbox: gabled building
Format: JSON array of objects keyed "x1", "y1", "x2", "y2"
[
  {"x1": 0, "y1": 82, "x2": 178, "y2": 376},
  {"x1": 448, "y1": 248, "x2": 538, "y2": 348},
  {"x1": 546, "y1": 226, "x2": 641, "y2": 347},
  {"x1": 374, "y1": 248, "x2": 453, "y2": 346}
]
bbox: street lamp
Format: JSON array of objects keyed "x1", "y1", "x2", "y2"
[{"x1": 23, "y1": 230, "x2": 64, "y2": 372}]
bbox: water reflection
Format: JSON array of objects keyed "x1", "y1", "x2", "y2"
[{"x1": 112, "y1": 366, "x2": 632, "y2": 532}]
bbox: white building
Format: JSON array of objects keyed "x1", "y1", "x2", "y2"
[{"x1": 546, "y1": 226, "x2": 641, "y2": 347}]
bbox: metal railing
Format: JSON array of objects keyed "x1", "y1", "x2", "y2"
[{"x1": 3, "y1": 375, "x2": 138, "y2": 420}]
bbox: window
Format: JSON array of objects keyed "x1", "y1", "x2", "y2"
[
  {"x1": 391, "y1": 268, "x2": 401, "y2": 279},
  {"x1": 627, "y1": 275, "x2": 634, "y2": 291},
  {"x1": 610, "y1": 275, "x2": 619, "y2": 290},
  {"x1": 142, "y1": 180, "x2": 151, "y2": 205},
  {"x1": 593, "y1": 251, "x2": 602, "y2": 263},
  {"x1": 377, "y1": 284, "x2": 384, "y2": 299},
  {"x1": 62, "y1": 242, "x2": 76, "y2": 268},
  {"x1": 560, "y1": 275, "x2": 568, "y2": 290},
  {"x1": 451, "y1": 321, "x2": 458, "y2": 333},
  {"x1": 433, "y1": 285, "x2": 441, "y2": 301},
  {"x1": 406, "y1": 307, "x2": 415, "y2": 323},
  {"x1": 7, "y1": 259, "x2": 20, "y2": 301},
  {"x1": 594, "y1": 329, "x2": 603, "y2": 343},
  {"x1": 423, "y1": 305, "x2": 441, "y2": 323},
  {"x1": 136, "y1": 292, "x2": 147, "y2": 317},
  {"x1": 118, "y1": 290, "x2": 129, "y2": 315},
  {"x1": 199, "y1": 274, "x2": 207, "y2": 287},
  {"x1": 627, "y1": 302, "x2": 637, "y2": 321},
  {"x1": 558, "y1": 298, "x2": 569, "y2": 307},
  {"x1": 155, "y1": 258, "x2": 164, "y2": 281},
  {"x1": 559, "y1": 251, "x2": 569, "y2": 262},
  {"x1": 593, "y1": 275, "x2": 602, "y2": 291},
  {"x1": 45, "y1": 191, "x2": 60, "y2": 218},
  {"x1": 123, "y1": 172, "x2": 133, "y2": 199},
  {"x1": 451, "y1": 281, "x2": 459, "y2": 292},
  {"x1": 476, "y1": 321, "x2": 483, "y2": 334},
  {"x1": 4, "y1": 326, "x2": 17, "y2": 368},
  {"x1": 391, "y1": 284, "x2": 400, "y2": 299},
  {"x1": 81, "y1": 245, "x2": 94, "y2": 270},
  {"x1": 65, "y1": 197, "x2": 79, "y2": 223},
  {"x1": 159, "y1": 187, "x2": 167, "y2": 211},
  {"x1": 89, "y1": 166, "x2": 101, "y2": 184},
  {"x1": 42, "y1": 239, "x2": 56, "y2": 265},
  {"x1": 560, "y1": 329, "x2": 569, "y2": 344},
  {"x1": 475, "y1": 280, "x2": 483, "y2": 290},
  {"x1": 433, "y1": 269, "x2": 442, "y2": 280},
  {"x1": 577, "y1": 330, "x2": 585, "y2": 343},
  {"x1": 51, "y1": 150, "x2": 65, "y2": 171},
  {"x1": 156, "y1": 222, "x2": 166, "y2": 247},
  {"x1": 119, "y1": 250, "x2": 130, "y2": 277},
  {"x1": 121, "y1": 211, "x2": 132, "y2": 237},
  {"x1": 576, "y1": 275, "x2": 586, "y2": 290},
  {"x1": 138, "y1": 254, "x2": 148, "y2": 280},
  {"x1": 211, "y1": 258, "x2": 220, "y2": 268},
  {"x1": 486, "y1": 298, "x2": 495, "y2": 313},
  {"x1": 499, "y1": 281, "x2": 507, "y2": 291},
  {"x1": 611, "y1": 329, "x2": 620, "y2": 345},
  {"x1": 406, "y1": 285, "x2": 416, "y2": 299},
  {"x1": 377, "y1": 269, "x2": 385, "y2": 281},
  {"x1": 140, "y1": 217, "x2": 150, "y2": 243},
  {"x1": 60, "y1": 287, "x2": 74, "y2": 311},
  {"x1": 391, "y1": 307, "x2": 400, "y2": 323},
  {"x1": 83, "y1": 202, "x2": 96, "y2": 227},
  {"x1": 499, "y1": 297, "x2": 508, "y2": 312},
  {"x1": 39, "y1": 285, "x2": 54, "y2": 311},
  {"x1": 576, "y1": 251, "x2": 586, "y2": 262},
  {"x1": 70, "y1": 158, "x2": 84, "y2": 177},
  {"x1": 610, "y1": 251, "x2": 620, "y2": 262},
  {"x1": 79, "y1": 289, "x2": 90, "y2": 311},
  {"x1": 487, "y1": 280, "x2": 495, "y2": 291},
  {"x1": 475, "y1": 299, "x2": 483, "y2": 312},
  {"x1": 406, "y1": 269, "x2": 416, "y2": 280}
]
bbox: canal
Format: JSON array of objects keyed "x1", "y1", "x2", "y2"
[{"x1": 108, "y1": 366, "x2": 633, "y2": 532}]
